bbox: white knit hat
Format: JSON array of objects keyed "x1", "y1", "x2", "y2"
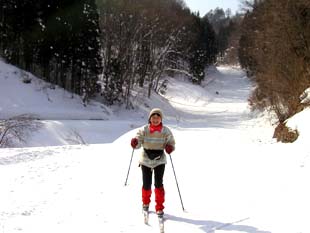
[{"x1": 148, "y1": 108, "x2": 163, "y2": 122}]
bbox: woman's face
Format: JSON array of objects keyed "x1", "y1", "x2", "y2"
[{"x1": 150, "y1": 113, "x2": 162, "y2": 126}]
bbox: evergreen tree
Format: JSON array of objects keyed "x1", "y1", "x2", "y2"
[
  {"x1": 80, "y1": 0, "x2": 103, "y2": 99},
  {"x1": 188, "y1": 14, "x2": 217, "y2": 84},
  {"x1": 102, "y1": 58, "x2": 122, "y2": 105},
  {"x1": 206, "y1": 8, "x2": 236, "y2": 62}
]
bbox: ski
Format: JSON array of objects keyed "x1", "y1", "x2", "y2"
[
  {"x1": 143, "y1": 209, "x2": 165, "y2": 232},
  {"x1": 143, "y1": 210, "x2": 149, "y2": 224},
  {"x1": 158, "y1": 214, "x2": 164, "y2": 233}
]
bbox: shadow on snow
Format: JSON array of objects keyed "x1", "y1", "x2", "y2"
[{"x1": 166, "y1": 214, "x2": 271, "y2": 233}]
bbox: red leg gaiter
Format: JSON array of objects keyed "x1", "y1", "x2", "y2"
[
  {"x1": 155, "y1": 187, "x2": 165, "y2": 211},
  {"x1": 142, "y1": 187, "x2": 152, "y2": 205}
]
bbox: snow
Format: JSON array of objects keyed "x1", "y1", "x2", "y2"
[
  {"x1": 286, "y1": 107, "x2": 310, "y2": 144},
  {"x1": 300, "y1": 87, "x2": 310, "y2": 104},
  {"x1": 1, "y1": 59, "x2": 310, "y2": 233},
  {"x1": 0, "y1": 61, "x2": 111, "y2": 120}
]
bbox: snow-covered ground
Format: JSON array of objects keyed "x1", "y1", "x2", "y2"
[{"x1": 1, "y1": 59, "x2": 309, "y2": 233}]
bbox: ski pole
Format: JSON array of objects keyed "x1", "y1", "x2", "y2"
[
  {"x1": 168, "y1": 153, "x2": 185, "y2": 211},
  {"x1": 124, "y1": 148, "x2": 134, "y2": 186}
]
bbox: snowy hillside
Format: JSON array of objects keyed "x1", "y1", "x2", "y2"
[
  {"x1": 0, "y1": 59, "x2": 111, "y2": 120},
  {"x1": 0, "y1": 59, "x2": 269, "y2": 147},
  {"x1": 1, "y1": 60, "x2": 310, "y2": 233}
]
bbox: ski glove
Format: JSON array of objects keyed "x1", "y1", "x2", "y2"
[
  {"x1": 131, "y1": 138, "x2": 138, "y2": 149},
  {"x1": 165, "y1": 144, "x2": 174, "y2": 154}
]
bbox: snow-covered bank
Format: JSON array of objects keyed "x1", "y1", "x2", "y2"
[{"x1": 0, "y1": 60, "x2": 111, "y2": 120}]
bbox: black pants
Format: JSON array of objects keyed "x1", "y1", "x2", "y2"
[{"x1": 141, "y1": 164, "x2": 165, "y2": 190}]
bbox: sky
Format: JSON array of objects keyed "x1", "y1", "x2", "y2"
[
  {"x1": 1, "y1": 59, "x2": 310, "y2": 233},
  {"x1": 184, "y1": 0, "x2": 242, "y2": 16}
]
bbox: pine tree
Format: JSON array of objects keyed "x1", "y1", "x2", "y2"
[
  {"x1": 78, "y1": 0, "x2": 103, "y2": 101},
  {"x1": 188, "y1": 14, "x2": 217, "y2": 84}
]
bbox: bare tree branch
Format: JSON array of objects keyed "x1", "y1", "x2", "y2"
[
  {"x1": 0, "y1": 114, "x2": 42, "y2": 148},
  {"x1": 64, "y1": 129, "x2": 87, "y2": 145}
]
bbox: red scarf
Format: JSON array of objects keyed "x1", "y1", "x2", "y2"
[{"x1": 149, "y1": 123, "x2": 163, "y2": 134}]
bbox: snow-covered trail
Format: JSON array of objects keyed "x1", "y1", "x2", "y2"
[
  {"x1": 165, "y1": 66, "x2": 273, "y2": 144},
  {"x1": 1, "y1": 66, "x2": 310, "y2": 233},
  {"x1": 164, "y1": 67, "x2": 252, "y2": 126}
]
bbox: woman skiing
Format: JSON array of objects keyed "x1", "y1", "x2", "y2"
[{"x1": 130, "y1": 108, "x2": 175, "y2": 217}]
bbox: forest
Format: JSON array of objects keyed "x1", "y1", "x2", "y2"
[{"x1": 1, "y1": 0, "x2": 309, "y2": 123}]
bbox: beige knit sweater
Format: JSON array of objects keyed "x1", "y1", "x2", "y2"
[{"x1": 135, "y1": 124, "x2": 175, "y2": 168}]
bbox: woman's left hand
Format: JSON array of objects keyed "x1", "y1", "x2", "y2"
[{"x1": 165, "y1": 144, "x2": 174, "y2": 154}]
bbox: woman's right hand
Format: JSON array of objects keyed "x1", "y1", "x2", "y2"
[{"x1": 131, "y1": 138, "x2": 138, "y2": 149}]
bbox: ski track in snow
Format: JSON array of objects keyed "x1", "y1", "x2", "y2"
[{"x1": 1, "y1": 66, "x2": 310, "y2": 233}]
